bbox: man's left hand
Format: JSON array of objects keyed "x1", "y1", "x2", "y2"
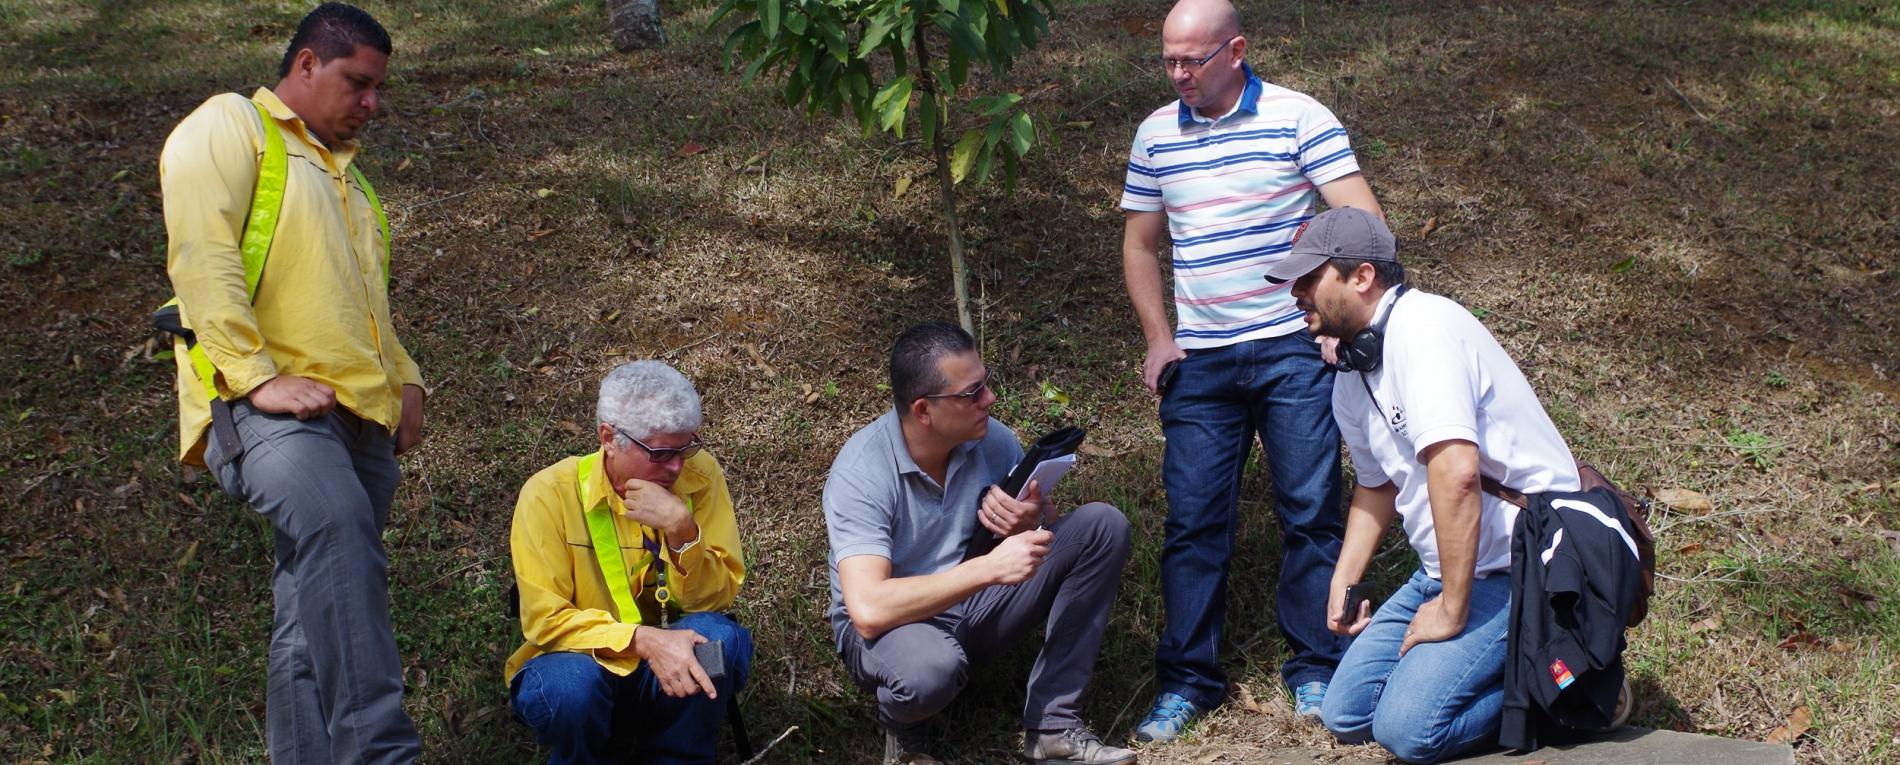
[
  {"x1": 395, "y1": 384, "x2": 426, "y2": 455},
  {"x1": 980, "y1": 481, "x2": 1045, "y2": 537},
  {"x1": 1399, "y1": 595, "x2": 1467, "y2": 655}
]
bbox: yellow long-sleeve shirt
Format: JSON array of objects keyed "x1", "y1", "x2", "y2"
[
  {"x1": 505, "y1": 449, "x2": 746, "y2": 682},
  {"x1": 161, "y1": 87, "x2": 422, "y2": 465}
]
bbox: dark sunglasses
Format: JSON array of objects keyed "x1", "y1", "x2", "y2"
[{"x1": 613, "y1": 427, "x2": 705, "y2": 463}]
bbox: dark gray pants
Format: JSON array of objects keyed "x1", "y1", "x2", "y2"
[
  {"x1": 838, "y1": 502, "x2": 1132, "y2": 732},
  {"x1": 207, "y1": 401, "x2": 421, "y2": 765}
]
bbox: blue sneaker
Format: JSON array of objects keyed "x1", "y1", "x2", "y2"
[
  {"x1": 1134, "y1": 691, "x2": 1203, "y2": 743},
  {"x1": 1293, "y1": 681, "x2": 1328, "y2": 718}
]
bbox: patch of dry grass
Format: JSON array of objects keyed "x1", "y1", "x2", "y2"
[{"x1": 1, "y1": 0, "x2": 1895, "y2": 763}]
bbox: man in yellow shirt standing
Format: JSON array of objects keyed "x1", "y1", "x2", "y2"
[
  {"x1": 507, "y1": 361, "x2": 751, "y2": 765},
  {"x1": 161, "y1": 4, "x2": 425, "y2": 762}
]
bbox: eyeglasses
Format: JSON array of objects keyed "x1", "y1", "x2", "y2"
[
  {"x1": 919, "y1": 373, "x2": 993, "y2": 403},
  {"x1": 613, "y1": 427, "x2": 705, "y2": 463},
  {"x1": 1159, "y1": 36, "x2": 1237, "y2": 72}
]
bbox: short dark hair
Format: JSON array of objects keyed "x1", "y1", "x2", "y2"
[
  {"x1": 889, "y1": 322, "x2": 976, "y2": 414},
  {"x1": 278, "y1": 3, "x2": 392, "y2": 79},
  {"x1": 1325, "y1": 257, "x2": 1406, "y2": 289}
]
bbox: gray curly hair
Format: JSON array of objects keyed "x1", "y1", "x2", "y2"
[{"x1": 596, "y1": 361, "x2": 702, "y2": 442}]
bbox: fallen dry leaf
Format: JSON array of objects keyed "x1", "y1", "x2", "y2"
[
  {"x1": 1677, "y1": 542, "x2": 1704, "y2": 554},
  {"x1": 1765, "y1": 705, "x2": 1811, "y2": 744},
  {"x1": 892, "y1": 175, "x2": 912, "y2": 199},
  {"x1": 678, "y1": 141, "x2": 707, "y2": 156},
  {"x1": 1419, "y1": 215, "x2": 1439, "y2": 238},
  {"x1": 743, "y1": 343, "x2": 777, "y2": 379},
  {"x1": 1777, "y1": 631, "x2": 1822, "y2": 650},
  {"x1": 1234, "y1": 684, "x2": 1263, "y2": 714},
  {"x1": 1653, "y1": 487, "x2": 1713, "y2": 514},
  {"x1": 527, "y1": 228, "x2": 557, "y2": 240},
  {"x1": 1690, "y1": 615, "x2": 1721, "y2": 632},
  {"x1": 1118, "y1": 17, "x2": 1156, "y2": 35}
]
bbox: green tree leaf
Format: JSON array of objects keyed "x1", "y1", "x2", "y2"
[
  {"x1": 858, "y1": 13, "x2": 897, "y2": 57},
  {"x1": 874, "y1": 75, "x2": 913, "y2": 135},
  {"x1": 919, "y1": 94, "x2": 940, "y2": 147},
  {"x1": 762, "y1": 0, "x2": 782, "y2": 38},
  {"x1": 1007, "y1": 111, "x2": 1033, "y2": 157},
  {"x1": 950, "y1": 129, "x2": 984, "y2": 183}
]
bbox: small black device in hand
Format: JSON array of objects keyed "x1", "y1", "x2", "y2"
[
  {"x1": 1342, "y1": 583, "x2": 1372, "y2": 622},
  {"x1": 961, "y1": 426, "x2": 1088, "y2": 560},
  {"x1": 1157, "y1": 359, "x2": 1181, "y2": 396},
  {"x1": 694, "y1": 639, "x2": 726, "y2": 681}
]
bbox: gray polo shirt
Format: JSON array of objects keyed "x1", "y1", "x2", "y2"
[{"x1": 823, "y1": 409, "x2": 1024, "y2": 645}]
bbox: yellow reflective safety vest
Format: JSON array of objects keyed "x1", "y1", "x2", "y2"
[
  {"x1": 575, "y1": 451, "x2": 690, "y2": 626},
  {"x1": 152, "y1": 97, "x2": 391, "y2": 403}
]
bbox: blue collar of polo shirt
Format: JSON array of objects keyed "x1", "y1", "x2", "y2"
[{"x1": 1178, "y1": 62, "x2": 1264, "y2": 126}]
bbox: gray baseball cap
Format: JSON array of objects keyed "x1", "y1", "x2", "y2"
[{"x1": 1261, "y1": 207, "x2": 1397, "y2": 284}]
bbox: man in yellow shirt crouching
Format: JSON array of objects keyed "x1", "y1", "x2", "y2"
[{"x1": 507, "y1": 361, "x2": 751, "y2": 765}]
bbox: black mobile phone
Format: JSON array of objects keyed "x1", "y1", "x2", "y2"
[
  {"x1": 1157, "y1": 359, "x2": 1181, "y2": 396},
  {"x1": 1342, "y1": 583, "x2": 1371, "y2": 621},
  {"x1": 694, "y1": 639, "x2": 726, "y2": 681}
]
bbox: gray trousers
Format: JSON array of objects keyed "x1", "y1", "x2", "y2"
[
  {"x1": 207, "y1": 401, "x2": 421, "y2": 765},
  {"x1": 838, "y1": 502, "x2": 1132, "y2": 732}
]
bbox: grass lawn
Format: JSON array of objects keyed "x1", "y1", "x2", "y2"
[{"x1": 1, "y1": 0, "x2": 1896, "y2": 762}]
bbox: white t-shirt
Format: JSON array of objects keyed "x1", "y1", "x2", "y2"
[{"x1": 1334, "y1": 287, "x2": 1580, "y2": 578}]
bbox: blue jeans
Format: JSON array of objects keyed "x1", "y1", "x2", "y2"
[
  {"x1": 1321, "y1": 570, "x2": 1511, "y2": 764},
  {"x1": 1156, "y1": 332, "x2": 1346, "y2": 705},
  {"x1": 510, "y1": 613, "x2": 754, "y2": 765}
]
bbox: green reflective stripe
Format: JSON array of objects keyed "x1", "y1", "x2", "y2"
[
  {"x1": 188, "y1": 344, "x2": 219, "y2": 401},
  {"x1": 239, "y1": 99, "x2": 287, "y2": 303},
  {"x1": 577, "y1": 452, "x2": 644, "y2": 625},
  {"x1": 347, "y1": 164, "x2": 391, "y2": 280}
]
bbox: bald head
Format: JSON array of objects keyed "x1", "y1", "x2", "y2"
[
  {"x1": 1163, "y1": 0, "x2": 1241, "y2": 44},
  {"x1": 1159, "y1": 0, "x2": 1248, "y2": 116}
]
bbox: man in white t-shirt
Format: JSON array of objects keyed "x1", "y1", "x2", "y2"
[{"x1": 1263, "y1": 208, "x2": 1579, "y2": 763}]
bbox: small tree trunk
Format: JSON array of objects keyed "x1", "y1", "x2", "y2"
[
  {"x1": 915, "y1": 29, "x2": 974, "y2": 335},
  {"x1": 931, "y1": 125, "x2": 974, "y2": 335}
]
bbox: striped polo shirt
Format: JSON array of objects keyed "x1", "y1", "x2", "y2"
[{"x1": 1122, "y1": 65, "x2": 1362, "y2": 349}]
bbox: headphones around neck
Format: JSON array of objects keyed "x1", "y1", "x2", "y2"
[{"x1": 1336, "y1": 284, "x2": 1409, "y2": 373}]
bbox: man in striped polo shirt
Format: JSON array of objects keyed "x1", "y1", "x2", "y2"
[{"x1": 1120, "y1": 0, "x2": 1386, "y2": 743}]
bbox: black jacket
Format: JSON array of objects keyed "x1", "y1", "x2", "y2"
[{"x1": 1500, "y1": 488, "x2": 1647, "y2": 752}]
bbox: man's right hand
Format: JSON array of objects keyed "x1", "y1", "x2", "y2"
[
  {"x1": 630, "y1": 625, "x2": 718, "y2": 699},
  {"x1": 1141, "y1": 340, "x2": 1187, "y2": 394},
  {"x1": 248, "y1": 375, "x2": 337, "y2": 420},
  {"x1": 985, "y1": 528, "x2": 1053, "y2": 585},
  {"x1": 1327, "y1": 582, "x2": 1372, "y2": 637}
]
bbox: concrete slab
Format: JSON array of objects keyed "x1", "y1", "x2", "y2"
[{"x1": 1451, "y1": 727, "x2": 1794, "y2": 765}]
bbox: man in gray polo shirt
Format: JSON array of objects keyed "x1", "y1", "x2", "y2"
[{"x1": 824, "y1": 322, "x2": 1137, "y2": 765}]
